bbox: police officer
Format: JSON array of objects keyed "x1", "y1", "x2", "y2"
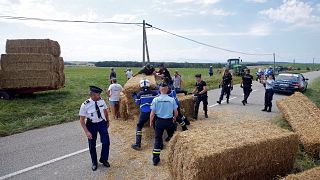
[
  {"x1": 150, "y1": 82, "x2": 178, "y2": 166},
  {"x1": 192, "y1": 74, "x2": 208, "y2": 119},
  {"x1": 217, "y1": 69, "x2": 233, "y2": 104},
  {"x1": 131, "y1": 79, "x2": 159, "y2": 150},
  {"x1": 262, "y1": 74, "x2": 275, "y2": 112},
  {"x1": 241, "y1": 69, "x2": 253, "y2": 105},
  {"x1": 134, "y1": 63, "x2": 156, "y2": 77},
  {"x1": 156, "y1": 63, "x2": 173, "y2": 85},
  {"x1": 79, "y1": 86, "x2": 110, "y2": 171}
]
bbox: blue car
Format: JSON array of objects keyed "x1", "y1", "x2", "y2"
[{"x1": 274, "y1": 73, "x2": 308, "y2": 94}]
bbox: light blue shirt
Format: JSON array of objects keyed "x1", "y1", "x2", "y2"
[
  {"x1": 151, "y1": 94, "x2": 178, "y2": 119},
  {"x1": 265, "y1": 79, "x2": 275, "y2": 89}
]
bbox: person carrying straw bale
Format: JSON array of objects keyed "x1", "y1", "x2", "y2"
[
  {"x1": 131, "y1": 79, "x2": 159, "y2": 150},
  {"x1": 133, "y1": 63, "x2": 156, "y2": 77},
  {"x1": 107, "y1": 79, "x2": 123, "y2": 119}
]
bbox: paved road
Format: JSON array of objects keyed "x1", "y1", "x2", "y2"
[{"x1": 0, "y1": 71, "x2": 319, "y2": 180}]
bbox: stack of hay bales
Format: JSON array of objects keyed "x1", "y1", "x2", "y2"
[
  {"x1": 122, "y1": 74, "x2": 157, "y2": 118},
  {"x1": 284, "y1": 166, "x2": 320, "y2": 180},
  {"x1": 177, "y1": 94, "x2": 195, "y2": 118},
  {"x1": 0, "y1": 39, "x2": 65, "y2": 90},
  {"x1": 168, "y1": 120, "x2": 299, "y2": 180},
  {"x1": 277, "y1": 92, "x2": 320, "y2": 158}
]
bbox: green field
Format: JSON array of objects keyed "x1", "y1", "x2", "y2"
[
  {"x1": 0, "y1": 66, "x2": 242, "y2": 136},
  {"x1": 305, "y1": 77, "x2": 320, "y2": 107}
]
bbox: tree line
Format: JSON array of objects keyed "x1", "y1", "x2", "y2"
[{"x1": 95, "y1": 61, "x2": 225, "y2": 68}]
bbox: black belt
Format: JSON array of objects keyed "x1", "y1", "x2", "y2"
[
  {"x1": 87, "y1": 118, "x2": 104, "y2": 123},
  {"x1": 156, "y1": 116, "x2": 173, "y2": 121}
]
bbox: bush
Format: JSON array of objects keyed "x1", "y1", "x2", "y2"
[
  {"x1": 306, "y1": 67, "x2": 310, "y2": 71},
  {"x1": 297, "y1": 67, "x2": 301, "y2": 70}
]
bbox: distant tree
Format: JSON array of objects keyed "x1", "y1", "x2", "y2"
[
  {"x1": 306, "y1": 67, "x2": 310, "y2": 71},
  {"x1": 297, "y1": 67, "x2": 301, "y2": 70}
]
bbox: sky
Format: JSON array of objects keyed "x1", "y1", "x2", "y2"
[{"x1": 0, "y1": 0, "x2": 319, "y2": 63}]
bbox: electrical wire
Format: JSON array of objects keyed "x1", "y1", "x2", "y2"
[
  {"x1": 150, "y1": 25, "x2": 274, "y2": 56},
  {"x1": 0, "y1": 15, "x2": 142, "y2": 25}
]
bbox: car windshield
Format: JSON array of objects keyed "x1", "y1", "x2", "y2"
[{"x1": 276, "y1": 75, "x2": 299, "y2": 81}]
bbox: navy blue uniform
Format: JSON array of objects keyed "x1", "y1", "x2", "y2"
[
  {"x1": 242, "y1": 74, "x2": 253, "y2": 103},
  {"x1": 219, "y1": 73, "x2": 232, "y2": 102},
  {"x1": 168, "y1": 88, "x2": 189, "y2": 130},
  {"x1": 194, "y1": 80, "x2": 208, "y2": 118},
  {"x1": 133, "y1": 89, "x2": 158, "y2": 146}
]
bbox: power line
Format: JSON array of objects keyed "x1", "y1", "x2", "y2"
[
  {"x1": 150, "y1": 25, "x2": 273, "y2": 56},
  {"x1": 0, "y1": 15, "x2": 142, "y2": 25}
]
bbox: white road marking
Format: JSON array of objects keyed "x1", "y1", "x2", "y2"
[
  {"x1": 209, "y1": 97, "x2": 237, "y2": 107},
  {"x1": 209, "y1": 89, "x2": 258, "y2": 108},
  {"x1": 0, "y1": 144, "x2": 102, "y2": 180}
]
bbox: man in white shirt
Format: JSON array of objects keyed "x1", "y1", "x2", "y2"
[
  {"x1": 126, "y1": 68, "x2": 133, "y2": 80},
  {"x1": 107, "y1": 79, "x2": 123, "y2": 119},
  {"x1": 79, "y1": 86, "x2": 110, "y2": 171}
]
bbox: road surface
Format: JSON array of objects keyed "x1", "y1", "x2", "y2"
[{"x1": 0, "y1": 71, "x2": 319, "y2": 180}]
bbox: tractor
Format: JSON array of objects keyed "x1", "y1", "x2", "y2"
[{"x1": 226, "y1": 58, "x2": 247, "y2": 76}]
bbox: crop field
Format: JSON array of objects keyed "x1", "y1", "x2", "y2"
[{"x1": 0, "y1": 66, "x2": 243, "y2": 136}]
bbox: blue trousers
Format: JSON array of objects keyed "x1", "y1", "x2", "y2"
[
  {"x1": 153, "y1": 117, "x2": 175, "y2": 163},
  {"x1": 135, "y1": 112, "x2": 150, "y2": 145},
  {"x1": 264, "y1": 89, "x2": 274, "y2": 107},
  {"x1": 86, "y1": 120, "x2": 110, "y2": 165}
]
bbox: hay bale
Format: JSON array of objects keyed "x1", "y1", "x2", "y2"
[
  {"x1": 284, "y1": 167, "x2": 320, "y2": 180},
  {"x1": 168, "y1": 121, "x2": 299, "y2": 180},
  {"x1": 123, "y1": 74, "x2": 157, "y2": 118},
  {"x1": 277, "y1": 92, "x2": 320, "y2": 158},
  {"x1": 6, "y1": 39, "x2": 61, "y2": 57},
  {"x1": 119, "y1": 93, "x2": 129, "y2": 120},
  {"x1": 1, "y1": 54, "x2": 59, "y2": 72},
  {"x1": 0, "y1": 70, "x2": 59, "y2": 89},
  {"x1": 57, "y1": 57, "x2": 65, "y2": 87},
  {"x1": 177, "y1": 95, "x2": 195, "y2": 118}
]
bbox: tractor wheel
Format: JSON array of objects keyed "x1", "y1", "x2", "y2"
[{"x1": 0, "y1": 90, "x2": 14, "y2": 100}]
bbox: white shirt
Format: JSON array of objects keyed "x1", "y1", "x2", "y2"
[
  {"x1": 108, "y1": 83, "x2": 123, "y2": 101},
  {"x1": 79, "y1": 98, "x2": 108, "y2": 123},
  {"x1": 126, "y1": 71, "x2": 133, "y2": 79},
  {"x1": 173, "y1": 75, "x2": 182, "y2": 89}
]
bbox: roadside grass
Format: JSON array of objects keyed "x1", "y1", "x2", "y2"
[
  {"x1": 304, "y1": 77, "x2": 320, "y2": 107},
  {"x1": 272, "y1": 118, "x2": 320, "y2": 173},
  {"x1": 0, "y1": 66, "x2": 243, "y2": 136}
]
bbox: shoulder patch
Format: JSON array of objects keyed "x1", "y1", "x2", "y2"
[{"x1": 84, "y1": 100, "x2": 90, "y2": 105}]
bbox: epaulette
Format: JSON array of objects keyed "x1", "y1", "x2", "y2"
[{"x1": 84, "y1": 99, "x2": 90, "y2": 105}]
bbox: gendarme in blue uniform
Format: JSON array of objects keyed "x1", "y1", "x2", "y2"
[
  {"x1": 151, "y1": 93, "x2": 177, "y2": 165},
  {"x1": 132, "y1": 89, "x2": 158, "y2": 148}
]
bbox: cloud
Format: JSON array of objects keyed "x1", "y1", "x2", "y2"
[
  {"x1": 173, "y1": 0, "x2": 221, "y2": 5},
  {"x1": 260, "y1": 0, "x2": 320, "y2": 26},
  {"x1": 246, "y1": 0, "x2": 267, "y2": 3}
]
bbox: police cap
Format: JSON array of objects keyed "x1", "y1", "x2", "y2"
[
  {"x1": 159, "y1": 82, "x2": 168, "y2": 87},
  {"x1": 89, "y1": 86, "x2": 103, "y2": 93}
]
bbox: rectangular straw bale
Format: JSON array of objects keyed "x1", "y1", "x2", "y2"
[
  {"x1": 6, "y1": 39, "x2": 61, "y2": 57},
  {"x1": 57, "y1": 57, "x2": 65, "y2": 87},
  {"x1": 277, "y1": 92, "x2": 320, "y2": 158},
  {"x1": 168, "y1": 120, "x2": 299, "y2": 180},
  {"x1": 1, "y1": 54, "x2": 59, "y2": 72},
  {"x1": 123, "y1": 74, "x2": 157, "y2": 117},
  {"x1": 284, "y1": 167, "x2": 320, "y2": 180},
  {"x1": 0, "y1": 70, "x2": 59, "y2": 89},
  {"x1": 177, "y1": 95, "x2": 195, "y2": 118},
  {"x1": 119, "y1": 93, "x2": 129, "y2": 120}
]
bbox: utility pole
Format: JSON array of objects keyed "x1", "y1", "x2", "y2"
[
  {"x1": 273, "y1": 53, "x2": 276, "y2": 70},
  {"x1": 144, "y1": 24, "x2": 150, "y2": 63},
  {"x1": 313, "y1": 58, "x2": 315, "y2": 70},
  {"x1": 142, "y1": 20, "x2": 146, "y2": 65}
]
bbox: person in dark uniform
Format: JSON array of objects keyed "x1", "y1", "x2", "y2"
[
  {"x1": 109, "y1": 68, "x2": 116, "y2": 80},
  {"x1": 209, "y1": 66, "x2": 213, "y2": 77},
  {"x1": 131, "y1": 79, "x2": 159, "y2": 150},
  {"x1": 261, "y1": 74, "x2": 275, "y2": 112},
  {"x1": 156, "y1": 63, "x2": 173, "y2": 85},
  {"x1": 150, "y1": 82, "x2": 178, "y2": 166},
  {"x1": 217, "y1": 69, "x2": 233, "y2": 104},
  {"x1": 241, "y1": 69, "x2": 254, "y2": 105},
  {"x1": 79, "y1": 86, "x2": 110, "y2": 171},
  {"x1": 134, "y1": 63, "x2": 156, "y2": 76},
  {"x1": 192, "y1": 74, "x2": 208, "y2": 119}
]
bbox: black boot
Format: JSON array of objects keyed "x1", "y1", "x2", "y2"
[
  {"x1": 267, "y1": 106, "x2": 272, "y2": 112},
  {"x1": 205, "y1": 112, "x2": 208, "y2": 118},
  {"x1": 262, "y1": 106, "x2": 267, "y2": 111},
  {"x1": 217, "y1": 100, "x2": 221, "y2": 104},
  {"x1": 131, "y1": 143, "x2": 141, "y2": 150},
  {"x1": 182, "y1": 125, "x2": 188, "y2": 131},
  {"x1": 226, "y1": 99, "x2": 229, "y2": 104},
  {"x1": 183, "y1": 117, "x2": 190, "y2": 125},
  {"x1": 242, "y1": 100, "x2": 246, "y2": 106}
]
